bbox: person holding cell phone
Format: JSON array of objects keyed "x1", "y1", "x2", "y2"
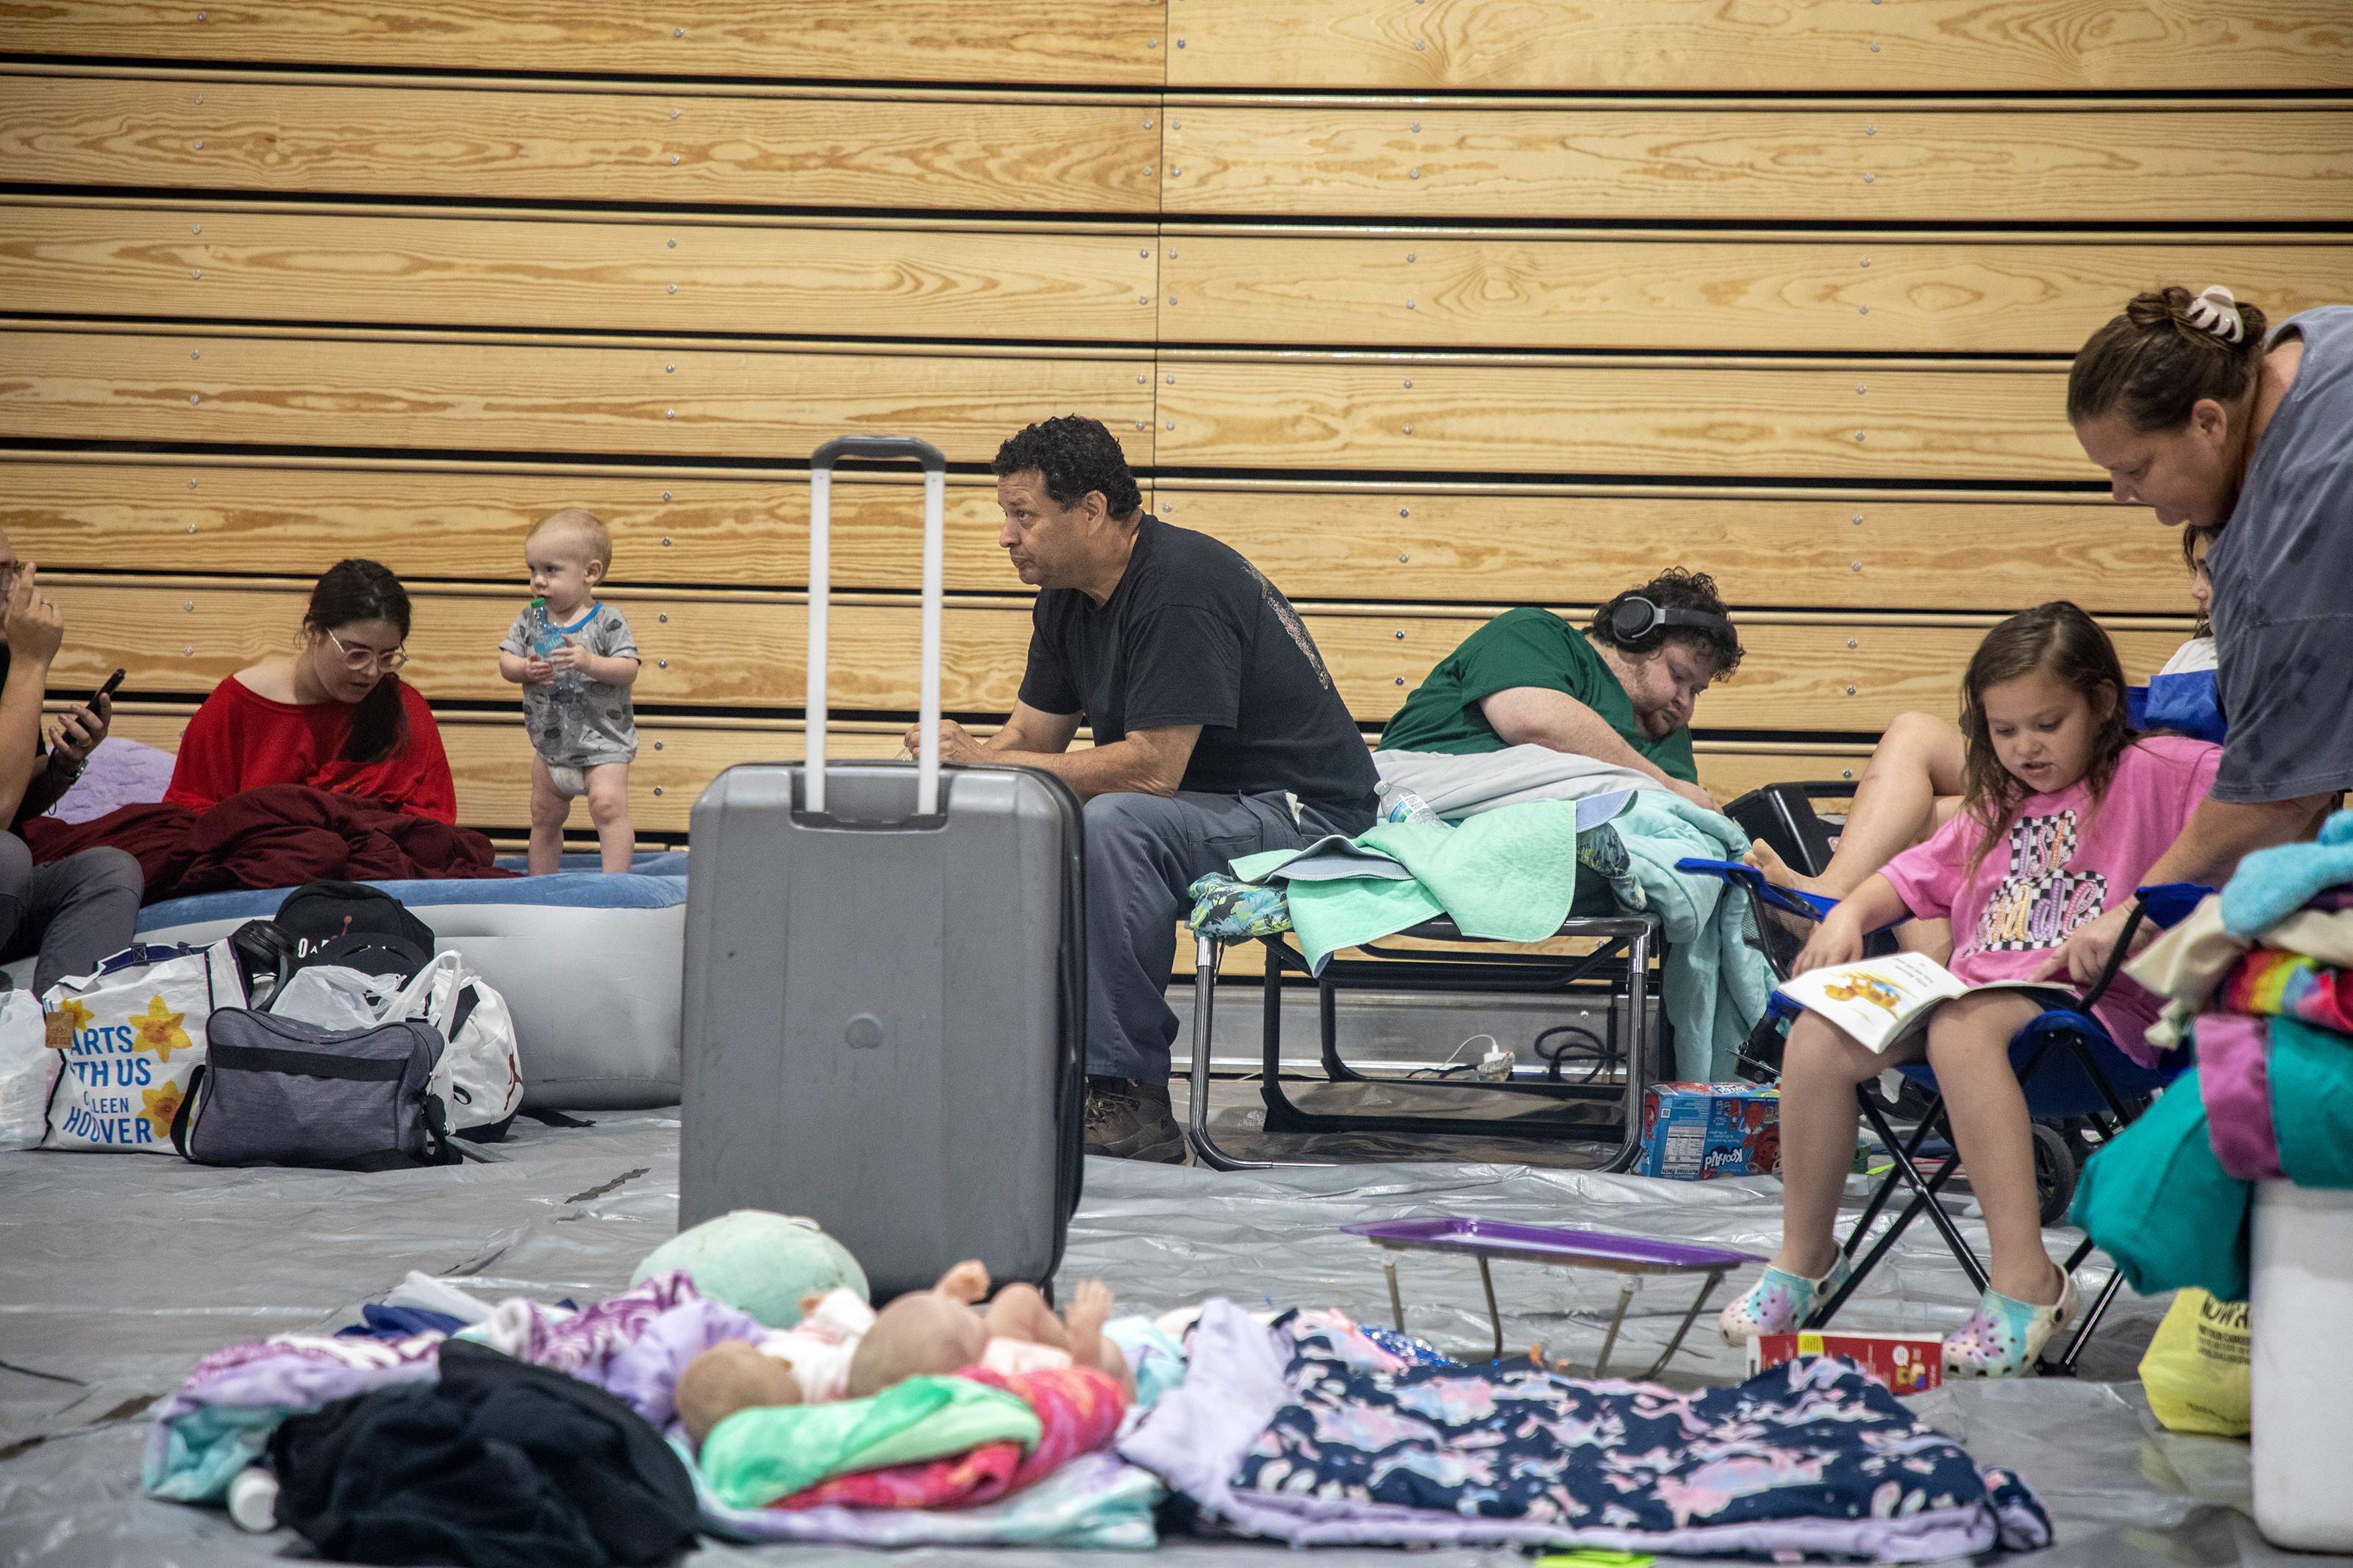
[{"x1": 0, "y1": 529, "x2": 142, "y2": 992}]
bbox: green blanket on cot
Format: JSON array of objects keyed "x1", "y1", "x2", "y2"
[
  {"x1": 1229, "y1": 800, "x2": 1591, "y2": 969},
  {"x1": 1230, "y1": 793, "x2": 1771, "y2": 1081}
]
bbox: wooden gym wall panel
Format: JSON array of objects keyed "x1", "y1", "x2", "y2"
[
  {"x1": 0, "y1": 1, "x2": 1170, "y2": 87},
  {"x1": 1163, "y1": 0, "x2": 2352, "y2": 92},
  {"x1": 1156, "y1": 236, "x2": 2353, "y2": 355},
  {"x1": 0, "y1": 459, "x2": 1034, "y2": 591},
  {"x1": 0, "y1": 330, "x2": 1157, "y2": 467},
  {"x1": 46, "y1": 579, "x2": 2188, "y2": 732},
  {"x1": 0, "y1": 75, "x2": 1163, "y2": 212},
  {"x1": 1, "y1": 457, "x2": 2191, "y2": 613},
  {"x1": 1149, "y1": 490, "x2": 2190, "y2": 615},
  {"x1": 0, "y1": 204, "x2": 1164, "y2": 343},
  {"x1": 99, "y1": 701, "x2": 1882, "y2": 831},
  {"x1": 1160, "y1": 107, "x2": 2351, "y2": 224},
  {"x1": 1157, "y1": 359, "x2": 2088, "y2": 482}
]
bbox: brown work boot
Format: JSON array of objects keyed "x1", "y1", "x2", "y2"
[{"x1": 1082, "y1": 1075, "x2": 1186, "y2": 1164}]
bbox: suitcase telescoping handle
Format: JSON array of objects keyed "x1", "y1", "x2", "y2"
[{"x1": 807, "y1": 436, "x2": 948, "y2": 817}]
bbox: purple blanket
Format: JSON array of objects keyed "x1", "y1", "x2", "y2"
[{"x1": 1119, "y1": 1300, "x2": 2052, "y2": 1561}]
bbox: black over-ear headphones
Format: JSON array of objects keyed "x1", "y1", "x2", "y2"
[{"x1": 1608, "y1": 595, "x2": 1735, "y2": 645}]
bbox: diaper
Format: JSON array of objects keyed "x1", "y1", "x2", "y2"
[{"x1": 546, "y1": 764, "x2": 588, "y2": 798}]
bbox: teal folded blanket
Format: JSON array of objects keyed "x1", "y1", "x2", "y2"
[
  {"x1": 1611, "y1": 795, "x2": 1775, "y2": 1081},
  {"x1": 1231, "y1": 800, "x2": 1590, "y2": 967}
]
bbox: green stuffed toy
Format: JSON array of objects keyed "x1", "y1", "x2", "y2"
[{"x1": 632, "y1": 1210, "x2": 868, "y2": 1328}]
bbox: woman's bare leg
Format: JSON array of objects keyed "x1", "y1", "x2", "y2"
[
  {"x1": 1924, "y1": 992, "x2": 2063, "y2": 1305},
  {"x1": 1749, "y1": 712, "x2": 1968, "y2": 901}
]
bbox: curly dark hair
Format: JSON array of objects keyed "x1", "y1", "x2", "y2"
[
  {"x1": 990, "y1": 416, "x2": 1142, "y2": 523},
  {"x1": 1588, "y1": 567, "x2": 1744, "y2": 683}
]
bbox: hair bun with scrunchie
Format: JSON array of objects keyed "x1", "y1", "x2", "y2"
[{"x1": 2184, "y1": 284, "x2": 2245, "y2": 344}]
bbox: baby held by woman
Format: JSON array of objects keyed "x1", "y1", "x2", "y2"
[{"x1": 676, "y1": 1261, "x2": 1134, "y2": 1442}]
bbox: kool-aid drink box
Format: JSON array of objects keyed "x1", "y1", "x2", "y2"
[{"x1": 1635, "y1": 1082, "x2": 1780, "y2": 1179}]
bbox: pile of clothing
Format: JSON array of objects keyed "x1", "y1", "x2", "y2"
[
  {"x1": 2074, "y1": 809, "x2": 2353, "y2": 1299},
  {"x1": 146, "y1": 1268, "x2": 1163, "y2": 1558},
  {"x1": 147, "y1": 1259, "x2": 2056, "y2": 1562}
]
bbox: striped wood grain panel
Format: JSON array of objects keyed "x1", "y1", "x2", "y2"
[
  {"x1": 0, "y1": 329, "x2": 1157, "y2": 466},
  {"x1": 99, "y1": 704, "x2": 1876, "y2": 833},
  {"x1": 47, "y1": 579, "x2": 2190, "y2": 731},
  {"x1": 1160, "y1": 107, "x2": 2351, "y2": 224},
  {"x1": 1154, "y1": 235, "x2": 2353, "y2": 354},
  {"x1": 1156, "y1": 358, "x2": 2089, "y2": 482},
  {"x1": 0, "y1": 458, "x2": 1023, "y2": 590},
  {"x1": 1, "y1": 459, "x2": 2189, "y2": 613},
  {"x1": 0, "y1": 204, "x2": 1163, "y2": 342},
  {"x1": 0, "y1": 1, "x2": 1169, "y2": 86},
  {"x1": 0, "y1": 74, "x2": 1163, "y2": 212},
  {"x1": 1163, "y1": 0, "x2": 2353, "y2": 93},
  {"x1": 1147, "y1": 490, "x2": 2190, "y2": 615}
]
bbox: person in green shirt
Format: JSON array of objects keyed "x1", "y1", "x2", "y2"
[{"x1": 1379, "y1": 568, "x2": 1743, "y2": 815}]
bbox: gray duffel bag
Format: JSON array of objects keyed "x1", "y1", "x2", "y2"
[{"x1": 171, "y1": 1009, "x2": 458, "y2": 1171}]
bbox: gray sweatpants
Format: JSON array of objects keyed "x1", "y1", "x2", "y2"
[
  {"x1": 1083, "y1": 789, "x2": 1343, "y2": 1084},
  {"x1": 0, "y1": 837, "x2": 144, "y2": 993}
]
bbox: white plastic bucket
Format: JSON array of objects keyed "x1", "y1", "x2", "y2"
[{"x1": 2250, "y1": 1180, "x2": 2353, "y2": 1551}]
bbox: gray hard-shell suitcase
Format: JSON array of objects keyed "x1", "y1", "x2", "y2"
[{"x1": 678, "y1": 436, "x2": 1087, "y2": 1302}]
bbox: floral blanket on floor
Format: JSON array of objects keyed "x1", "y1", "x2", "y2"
[{"x1": 1118, "y1": 1300, "x2": 2052, "y2": 1561}]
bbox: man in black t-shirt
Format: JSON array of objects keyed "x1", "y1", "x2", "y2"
[{"x1": 903, "y1": 417, "x2": 1377, "y2": 1163}]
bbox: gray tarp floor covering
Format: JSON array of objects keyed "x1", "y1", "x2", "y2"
[{"x1": 1, "y1": 1113, "x2": 2338, "y2": 1568}]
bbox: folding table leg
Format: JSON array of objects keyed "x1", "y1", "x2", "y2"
[
  {"x1": 1384, "y1": 1259, "x2": 1405, "y2": 1333},
  {"x1": 1593, "y1": 1276, "x2": 1638, "y2": 1378},
  {"x1": 1641, "y1": 1267, "x2": 1730, "y2": 1380},
  {"x1": 1478, "y1": 1256, "x2": 1504, "y2": 1362},
  {"x1": 1603, "y1": 923, "x2": 1653, "y2": 1174},
  {"x1": 1185, "y1": 934, "x2": 1323, "y2": 1172}
]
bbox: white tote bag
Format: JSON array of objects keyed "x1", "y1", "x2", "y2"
[
  {"x1": 40, "y1": 942, "x2": 244, "y2": 1153},
  {"x1": 0, "y1": 987, "x2": 59, "y2": 1150}
]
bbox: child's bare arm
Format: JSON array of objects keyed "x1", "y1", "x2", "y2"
[
  {"x1": 499, "y1": 649, "x2": 549, "y2": 686},
  {"x1": 549, "y1": 637, "x2": 639, "y2": 686}
]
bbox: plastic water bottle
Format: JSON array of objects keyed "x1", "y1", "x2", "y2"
[
  {"x1": 228, "y1": 1465, "x2": 279, "y2": 1532},
  {"x1": 1374, "y1": 780, "x2": 1444, "y2": 826},
  {"x1": 529, "y1": 598, "x2": 583, "y2": 701}
]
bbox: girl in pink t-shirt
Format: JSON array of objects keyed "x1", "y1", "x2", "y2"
[{"x1": 1718, "y1": 603, "x2": 2218, "y2": 1378}]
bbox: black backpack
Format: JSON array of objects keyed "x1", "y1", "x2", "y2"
[
  {"x1": 275, "y1": 881, "x2": 436, "y2": 960},
  {"x1": 232, "y1": 885, "x2": 438, "y2": 1005}
]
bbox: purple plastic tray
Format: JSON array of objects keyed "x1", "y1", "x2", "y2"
[{"x1": 1343, "y1": 1217, "x2": 1757, "y2": 1273}]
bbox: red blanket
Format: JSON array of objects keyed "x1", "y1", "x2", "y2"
[{"x1": 24, "y1": 784, "x2": 514, "y2": 902}]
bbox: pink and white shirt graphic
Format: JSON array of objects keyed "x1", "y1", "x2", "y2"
[{"x1": 1880, "y1": 735, "x2": 2221, "y2": 1064}]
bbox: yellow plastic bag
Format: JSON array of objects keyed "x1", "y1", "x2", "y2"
[{"x1": 2139, "y1": 1288, "x2": 2250, "y2": 1436}]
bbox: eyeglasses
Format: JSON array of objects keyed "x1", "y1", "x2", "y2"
[{"x1": 326, "y1": 629, "x2": 410, "y2": 672}]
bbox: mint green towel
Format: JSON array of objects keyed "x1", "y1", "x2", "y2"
[
  {"x1": 1231, "y1": 800, "x2": 1588, "y2": 969},
  {"x1": 699, "y1": 1374, "x2": 1040, "y2": 1510}
]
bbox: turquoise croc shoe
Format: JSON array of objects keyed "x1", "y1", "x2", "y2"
[
  {"x1": 1718, "y1": 1251, "x2": 1853, "y2": 1346},
  {"x1": 1943, "y1": 1267, "x2": 2079, "y2": 1378}
]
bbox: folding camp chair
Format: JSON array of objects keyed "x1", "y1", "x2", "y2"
[{"x1": 1682, "y1": 857, "x2": 2207, "y2": 1374}]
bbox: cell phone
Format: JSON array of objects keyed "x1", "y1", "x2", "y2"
[{"x1": 89, "y1": 667, "x2": 126, "y2": 708}]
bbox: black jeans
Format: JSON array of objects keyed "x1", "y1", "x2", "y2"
[{"x1": 0, "y1": 837, "x2": 144, "y2": 993}]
